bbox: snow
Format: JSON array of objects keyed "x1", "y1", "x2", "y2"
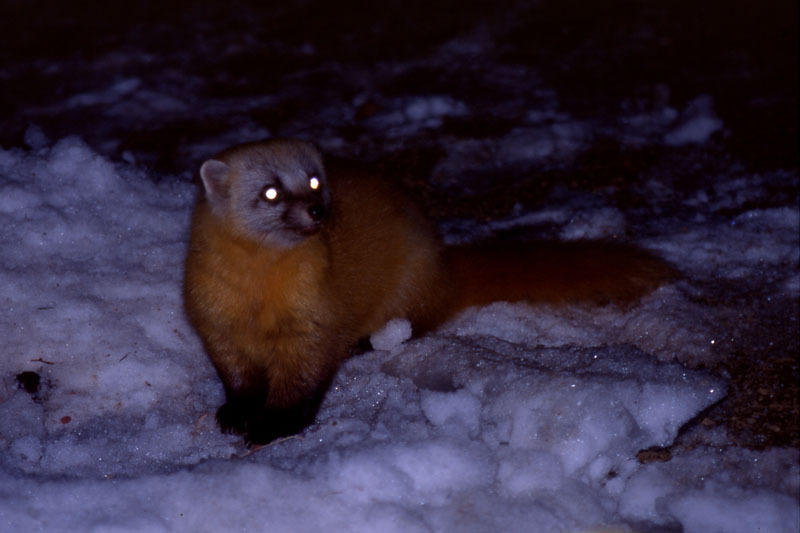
[
  {"x1": 1, "y1": 139, "x2": 796, "y2": 531},
  {"x1": 0, "y1": 3, "x2": 798, "y2": 532},
  {"x1": 664, "y1": 95, "x2": 724, "y2": 146}
]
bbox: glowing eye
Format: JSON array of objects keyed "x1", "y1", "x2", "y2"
[
  {"x1": 309, "y1": 176, "x2": 320, "y2": 190},
  {"x1": 264, "y1": 187, "x2": 278, "y2": 201}
]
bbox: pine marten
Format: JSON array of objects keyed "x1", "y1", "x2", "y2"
[{"x1": 183, "y1": 139, "x2": 673, "y2": 444}]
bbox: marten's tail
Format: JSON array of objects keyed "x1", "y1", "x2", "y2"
[{"x1": 444, "y1": 240, "x2": 675, "y2": 314}]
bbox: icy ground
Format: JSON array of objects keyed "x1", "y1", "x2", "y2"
[{"x1": 1, "y1": 1, "x2": 798, "y2": 532}]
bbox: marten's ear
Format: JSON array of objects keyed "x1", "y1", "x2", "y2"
[{"x1": 199, "y1": 159, "x2": 230, "y2": 210}]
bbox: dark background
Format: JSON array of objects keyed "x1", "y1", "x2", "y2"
[{"x1": 1, "y1": 0, "x2": 796, "y2": 172}]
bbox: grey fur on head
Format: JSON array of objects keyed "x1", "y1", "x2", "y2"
[{"x1": 199, "y1": 139, "x2": 330, "y2": 248}]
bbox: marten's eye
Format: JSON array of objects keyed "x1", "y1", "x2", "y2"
[
  {"x1": 263, "y1": 186, "x2": 279, "y2": 201},
  {"x1": 309, "y1": 176, "x2": 320, "y2": 191}
]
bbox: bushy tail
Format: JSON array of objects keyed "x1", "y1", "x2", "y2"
[{"x1": 444, "y1": 240, "x2": 675, "y2": 313}]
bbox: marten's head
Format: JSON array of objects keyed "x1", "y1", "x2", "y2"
[{"x1": 199, "y1": 139, "x2": 330, "y2": 247}]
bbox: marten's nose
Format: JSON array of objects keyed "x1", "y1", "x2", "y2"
[{"x1": 308, "y1": 204, "x2": 325, "y2": 222}]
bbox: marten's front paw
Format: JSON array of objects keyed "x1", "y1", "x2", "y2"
[
  {"x1": 216, "y1": 397, "x2": 322, "y2": 446},
  {"x1": 216, "y1": 400, "x2": 251, "y2": 436}
]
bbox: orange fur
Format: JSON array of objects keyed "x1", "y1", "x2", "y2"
[
  {"x1": 446, "y1": 240, "x2": 674, "y2": 310},
  {"x1": 183, "y1": 140, "x2": 673, "y2": 444},
  {"x1": 184, "y1": 162, "x2": 451, "y2": 442}
]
